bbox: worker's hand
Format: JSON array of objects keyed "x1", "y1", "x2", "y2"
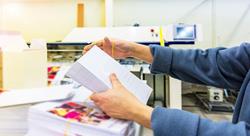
[
  {"x1": 83, "y1": 37, "x2": 153, "y2": 63},
  {"x1": 90, "y1": 73, "x2": 140, "y2": 119},
  {"x1": 90, "y1": 74, "x2": 153, "y2": 128},
  {"x1": 83, "y1": 37, "x2": 134, "y2": 59}
]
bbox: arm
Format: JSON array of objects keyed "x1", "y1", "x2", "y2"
[
  {"x1": 83, "y1": 37, "x2": 154, "y2": 63},
  {"x1": 152, "y1": 107, "x2": 248, "y2": 136},
  {"x1": 130, "y1": 43, "x2": 153, "y2": 63},
  {"x1": 85, "y1": 38, "x2": 249, "y2": 90},
  {"x1": 91, "y1": 76, "x2": 249, "y2": 136},
  {"x1": 149, "y1": 43, "x2": 250, "y2": 90}
]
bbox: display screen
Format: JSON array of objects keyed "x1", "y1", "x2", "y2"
[{"x1": 174, "y1": 25, "x2": 196, "y2": 40}]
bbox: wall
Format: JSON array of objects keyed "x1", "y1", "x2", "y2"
[
  {"x1": 215, "y1": 0, "x2": 250, "y2": 46},
  {"x1": 0, "y1": 0, "x2": 249, "y2": 47},
  {"x1": 114, "y1": 0, "x2": 212, "y2": 48},
  {"x1": 0, "y1": 0, "x2": 104, "y2": 42},
  {"x1": 113, "y1": 0, "x2": 250, "y2": 48}
]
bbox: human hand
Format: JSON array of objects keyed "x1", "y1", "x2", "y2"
[
  {"x1": 83, "y1": 37, "x2": 134, "y2": 59},
  {"x1": 90, "y1": 73, "x2": 141, "y2": 119},
  {"x1": 90, "y1": 73, "x2": 153, "y2": 128}
]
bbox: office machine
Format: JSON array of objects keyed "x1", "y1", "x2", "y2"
[
  {"x1": 63, "y1": 25, "x2": 202, "y2": 44},
  {"x1": 209, "y1": 87, "x2": 224, "y2": 102},
  {"x1": 173, "y1": 24, "x2": 197, "y2": 41},
  {"x1": 46, "y1": 25, "x2": 203, "y2": 109},
  {"x1": 195, "y1": 87, "x2": 234, "y2": 112}
]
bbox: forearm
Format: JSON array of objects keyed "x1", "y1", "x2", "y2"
[
  {"x1": 125, "y1": 43, "x2": 153, "y2": 127},
  {"x1": 129, "y1": 43, "x2": 153, "y2": 64},
  {"x1": 149, "y1": 44, "x2": 249, "y2": 89},
  {"x1": 151, "y1": 107, "x2": 248, "y2": 136},
  {"x1": 129, "y1": 103, "x2": 153, "y2": 128}
]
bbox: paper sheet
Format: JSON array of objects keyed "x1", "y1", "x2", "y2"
[
  {"x1": 0, "y1": 85, "x2": 74, "y2": 107},
  {"x1": 27, "y1": 101, "x2": 132, "y2": 136},
  {"x1": 66, "y1": 46, "x2": 152, "y2": 104}
]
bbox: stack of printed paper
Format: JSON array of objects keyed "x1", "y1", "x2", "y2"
[
  {"x1": 26, "y1": 46, "x2": 151, "y2": 136},
  {"x1": 26, "y1": 101, "x2": 135, "y2": 136}
]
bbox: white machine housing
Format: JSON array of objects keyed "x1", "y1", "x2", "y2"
[
  {"x1": 63, "y1": 25, "x2": 202, "y2": 43},
  {"x1": 63, "y1": 25, "x2": 203, "y2": 109},
  {"x1": 208, "y1": 87, "x2": 224, "y2": 102}
]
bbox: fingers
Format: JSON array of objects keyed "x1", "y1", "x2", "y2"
[
  {"x1": 95, "y1": 40, "x2": 104, "y2": 47},
  {"x1": 82, "y1": 49, "x2": 87, "y2": 54},
  {"x1": 90, "y1": 93, "x2": 101, "y2": 102},
  {"x1": 90, "y1": 92, "x2": 108, "y2": 108},
  {"x1": 103, "y1": 37, "x2": 113, "y2": 51},
  {"x1": 83, "y1": 37, "x2": 110, "y2": 54},
  {"x1": 104, "y1": 37, "x2": 112, "y2": 46},
  {"x1": 90, "y1": 91, "x2": 109, "y2": 102},
  {"x1": 83, "y1": 44, "x2": 94, "y2": 54},
  {"x1": 110, "y1": 73, "x2": 121, "y2": 88},
  {"x1": 93, "y1": 38, "x2": 108, "y2": 48},
  {"x1": 82, "y1": 43, "x2": 100, "y2": 54}
]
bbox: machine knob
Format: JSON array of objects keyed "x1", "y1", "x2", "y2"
[{"x1": 214, "y1": 96, "x2": 220, "y2": 100}]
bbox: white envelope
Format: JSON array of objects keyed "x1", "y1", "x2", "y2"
[{"x1": 66, "y1": 46, "x2": 152, "y2": 104}]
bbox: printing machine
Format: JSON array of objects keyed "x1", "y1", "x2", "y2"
[{"x1": 47, "y1": 24, "x2": 203, "y2": 109}]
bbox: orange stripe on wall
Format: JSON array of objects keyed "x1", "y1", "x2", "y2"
[{"x1": 77, "y1": 3, "x2": 84, "y2": 27}]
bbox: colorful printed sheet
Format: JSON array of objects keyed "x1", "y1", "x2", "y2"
[{"x1": 49, "y1": 101, "x2": 110, "y2": 125}]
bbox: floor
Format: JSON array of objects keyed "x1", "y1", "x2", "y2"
[{"x1": 141, "y1": 94, "x2": 233, "y2": 136}]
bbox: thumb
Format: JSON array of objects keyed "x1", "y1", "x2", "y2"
[
  {"x1": 110, "y1": 73, "x2": 121, "y2": 88},
  {"x1": 104, "y1": 37, "x2": 112, "y2": 47},
  {"x1": 90, "y1": 93, "x2": 102, "y2": 102}
]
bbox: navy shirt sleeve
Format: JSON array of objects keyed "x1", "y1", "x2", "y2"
[
  {"x1": 149, "y1": 43, "x2": 250, "y2": 136},
  {"x1": 152, "y1": 107, "x2": 248, "y2": 136},
  {"x1": 150, "y1": 42, "x2": 250, "y2": 90}
]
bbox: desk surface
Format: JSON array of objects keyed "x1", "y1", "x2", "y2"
[{"x1": 0, "y1": 105, "x2": 32, "y2": 136}]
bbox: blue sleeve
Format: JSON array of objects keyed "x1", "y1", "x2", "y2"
[
  {"x1": 149, "y1": 43, "x2": 250, "y2": 90},
  {"x1": 151, "y1": 107, "x2": 249, "y2": 136}
]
